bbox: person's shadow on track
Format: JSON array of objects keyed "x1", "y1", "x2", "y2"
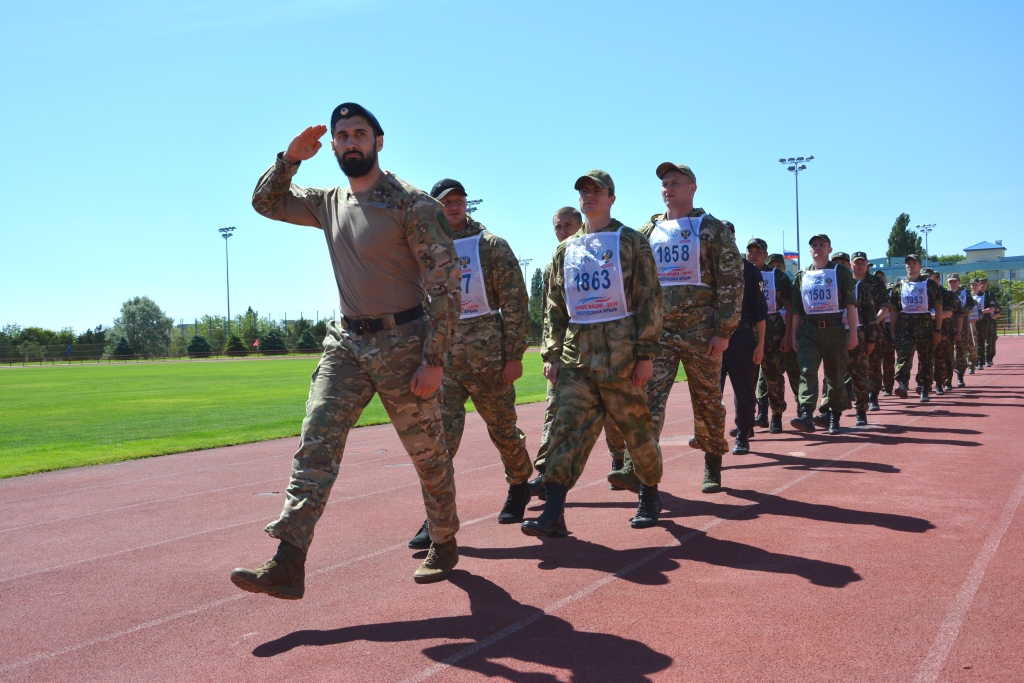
[
  {"x1": 461, "y1": 518, "x2": 861, "y2": 588},
  {"x1": 252, "y1": 571, "x2": 673, "y2": 682}
]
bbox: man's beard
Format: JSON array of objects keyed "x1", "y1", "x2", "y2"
[{"x1": 336, "y1": 146, "x2": 377, "y2": 178}]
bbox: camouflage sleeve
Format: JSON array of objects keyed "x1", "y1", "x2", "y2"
[
  {"x1": 711, "y1": 221, "x2": 744, "y2": 338},
  {"x1": 950, "y1": 290, "x2": 964, "y2": 316},
  {"x1": 839, "y1": 267, "x2": 857, "y2": 308},
  {"x1": 791, "y1": 272, "x2": 806, "y2": 315},
  {"x1": 543, "y1": 247, "x2": 568, "y2": 364},
  {"x1": 485, "y1": 233, "x2": 530, "y2": 362},
  {"x1": 251, "y1": 155, "x2": 325, "y2": 228},
  {"x1": 541, "y1": 262, "x2": 552, "y2": 343},
  {"x1": 775, "y1": 269, "x2": 793, "y2": 308},
  {"x1": 888, "y1": 285, "x2": 902, "y2": 312},
  {"x1": 403, "y1": 195, "x2": 461, "y2": 367},
  {"x1": 927, "y1": 280, "x2": 943, "y2": 312},
  {"x1": 860, "y1": 285, "x2": 879, "y2": 343},
  {"x1": 626, "y1": 229, "x2": 664, "y2": 359}
]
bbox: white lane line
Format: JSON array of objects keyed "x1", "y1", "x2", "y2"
[
  {"x1": 401, "y1": 442, "x2": 876, "y2": 683},
  {"x1": 913, "y1": 468, "x2": 1024, "y2": 683}
]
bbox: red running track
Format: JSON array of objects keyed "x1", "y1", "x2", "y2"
[{"x1": 2, "y1": 339, "x2": 1023, "y2": 682}]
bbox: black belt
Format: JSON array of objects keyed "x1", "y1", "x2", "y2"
[
  {"x1": 342, "y1": 305, "x2": 424, "y2": 335},
  {"x1": 803, "y1": 318, "x2": 844, "y2": 329}
]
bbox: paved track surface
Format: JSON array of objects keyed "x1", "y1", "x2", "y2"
[{"x1": 2, "y1": 339, "x2": 1022, "y2": 682}]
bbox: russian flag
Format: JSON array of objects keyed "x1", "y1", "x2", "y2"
[{"x1": 784, "y1": 250, "x2": 799, "y2": 261}]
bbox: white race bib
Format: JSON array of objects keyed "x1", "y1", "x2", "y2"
[
  {"x1": 563, "y1": 229, "x2": 630, "y2": 324},
  {"x1": 967, "y1": 291, "x2": 980, "y2": 321},
  {"x1": 801, "y1": 268, "x2": 841, "y2": 315},
  {"x1": 901, "y1": 281, "x2": 929, "y2": 314},
  {"x1": 762, "y1": 270, "x2": 778, "y2": 314},
  {"x1": 648, "y1": 216, "x2": 704, "y2": 286},
  {"x1": 843, "y1": 280, "x2": 861, "y2": 329},
  {"x1": 454, "y1": 234, "x2": 493, "y2": 319}
]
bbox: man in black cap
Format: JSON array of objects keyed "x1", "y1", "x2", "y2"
[
  {"x1": 232, "y1": 103, "x2": 463, "y2": 596},
  {"x1": 928, "y1": 269, "x2": 962, "y2": 393},
  {"x1": 788, "y1": 235, "x2": 858, "y2": 434},
  {"x1": 746, "y1": 239, "x2": 792, "y2": 433},
  {"x1": 879, "y1": 254, "x2": 943, "y2": 401},
  {"x1": 405, "y1": 179, "x2": 532, "y2": 549},
  {"x1": 947, "y1": 273, "x2": 976, "y2": 387},
  {"x1": 720, "y1": 236, "x2": 768, "y2": 454}
]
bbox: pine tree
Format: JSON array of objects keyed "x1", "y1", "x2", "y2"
[
  {"x1": 186, "y1": 335, "x2": 212, "y2": 358},
  {"x1": 296, "y1": 328, "x2": 320, "y2": 353},
  {"x1": 224, "y1": 335, "x2": 247, "y2": 357},
  {"x1": 885, "y1": 213, "x2": 924, "y2": 263},
  {"x1": 113, "y1": 336, "x2": 133, "y2": 358},
  {"x1": 259, "y1": 328, "x2": 288, "y2": 355}
]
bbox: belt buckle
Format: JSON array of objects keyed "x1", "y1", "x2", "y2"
[
  {"x1": 817, "y1": 320, "x2": 827, "y2": 329},
  {"x1": 353, "y1": 319, "x2": 371, "y2": 335}
]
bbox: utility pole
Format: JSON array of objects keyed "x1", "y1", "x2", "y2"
[
  {"x1": 219, "y1": 226, "x2": 236, "y2": 336},
  {"x1": 778, "y1": 156, "x2": 814, "y2": 269}
]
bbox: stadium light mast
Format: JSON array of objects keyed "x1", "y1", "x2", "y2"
[
  {"x1": 914, "y1": 224, "x2": 935, "y2": 267},
  {"x1": 519, "y1": 258, "x2": 532, "y2": 284},
  {"x1": 219, "y1": 226, "x2": 236, "y2": 336},
  {"x1": 779, "y1": 156, "x2": 814, "y2": 269}
]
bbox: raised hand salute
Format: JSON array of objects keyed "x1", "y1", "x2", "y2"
[{"x1": 283, "y1": 124, "x2": 327, "y2": 163}]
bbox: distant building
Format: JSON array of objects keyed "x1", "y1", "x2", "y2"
[
  {"x1": 855, "y1": 240, "x2": 1023, "y2": 287},
  {"x1": 964, "y1": 241, "x2": 1008, "y2": 263}
]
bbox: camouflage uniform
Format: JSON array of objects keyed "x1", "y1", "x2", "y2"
[
  {"x1": 890, "y1": 276, "x2": 943, "y2": 391},
  {"x1": 792, "y1": 262, "x2": 857, "y2": 414},
  {"x1": 870, "y1": 296, "x2": 897, "y2": 395},
  {"x1": 253, "y1": 156, "x2": 461, "y2": 550},
  {"x1": 987, "y1": 304, "x2": 1000, "y2": 363},
  {"x1": 820, "y1": 277, "x2": 878, "y2": 413},
  {"x1": 955, "y1": 288, "x2": 979, "y2": 372},
  {"x1": 975, "y1": 290, "x2": 994, "y2": 365},
  {"x1": 534, "y1": 263, "x2": 628, "y2": 480},
  {"x1": 933, "y1": 284, "x2": 962, "y2": 388},
  {"x1": 758, "y1": 265, "x2": 794, "y2": 416},
  {"x1": 443, "y1": 217, "x2": 532, "y2": 485},
  {"x1": 621, "y1": 209, "x2": 742, "y2": 471},
  {"x1": 542, "y1": 220, "x2": 664, "y2": 489},
  {"x1": 861, "y1": 273, "x2": 888, "y2": 396}
]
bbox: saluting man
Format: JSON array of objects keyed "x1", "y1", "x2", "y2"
[
  {"x1": 232, "y1": 103, "x2": 462, "y2": 595},
  {"x1": 406, "y1": 179, "x2": 532, "y2": 550}
]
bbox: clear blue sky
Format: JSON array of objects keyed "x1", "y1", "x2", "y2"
[{"x1": 2, "y1": 0, "x2": 1021, "y2": 332}]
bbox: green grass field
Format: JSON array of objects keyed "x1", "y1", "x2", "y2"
[{"x1": 0, "y1": 354, "x2": 684, "y2": 479}]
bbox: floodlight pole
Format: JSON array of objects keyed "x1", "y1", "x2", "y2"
[
  {"x1": 914, "y1": 224, "x2": 935, "y2": 267},
  {"x1": 779, "y1": 156, "x2": 814, "y2": 269},
  {"x1": 219, "y1": 227, "x2": 236, "y2": 336},
  {"x1": 519, "y1": 258, "x2": 532, "y2": 285}
]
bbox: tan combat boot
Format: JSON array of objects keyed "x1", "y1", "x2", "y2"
[
  {"x1": 413, "y1": 538, "x2": 459, "y2": 584},
  {"x1": 230, "y1": 540, "x2": 306, "y2": 599}
]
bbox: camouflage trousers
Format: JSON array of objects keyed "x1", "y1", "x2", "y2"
[
  {"x1": 442, "y1": 366, "x2": 532, "y2": 485},
  {"x1": 534, "y1": 382, "x2": 626, "y2": 477},
  {"x1": 933, "y1": 331, "x2": 955, "y2": 387},
  {"x1": 265, "y1": 320, "x2": 458, "y2": 552},
  {"x1": 797, "y1": 323, "x2": 849, "y2": 414},
  {"x1": 648, "y1": 323, "x2": 728, "y2": 456},
  {"x1": 758, "y1": 347, "x2": 799, "y2": 408},
  {"x1": 846, "y1": 329, "x2": 870, "y2": 412},
  {"x1": 542, "y1": 367, "x2": 662, "y2": 490},
  {"x1": 955, "y1": 322, "x2": 977, "y2": 372},
  {"x1": 988, "y1": 319, "x2": 998, "y2": 361},
  {"x1": 869, "y1": 324, "x2": 895, "y2": 394},
  {"x1": 895, "y1": 315, "x2": 936, "y2": 389},
  {"x1": 759, "y1": 313, "x2": 789, "y2": 415}
]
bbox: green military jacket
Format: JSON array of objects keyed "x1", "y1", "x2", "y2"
[
  {"x1": 449, "y1": 217, "x2": 530, "y2": 372},
  {"x1": 543, "y1": 219, "x2": 663, "y2": 382},
  {"x1": 852, "y1": 276, "x2": 880, "y2": 343},
  {"x1": 638, "y1": 208, "x2": 743, "y2": 339},
  {"x1": 937, "y1": 284, "x2": 962, "y2": 335},
  {"x1": 791, "y1": 261, "x2": 857, "y2": 320}
]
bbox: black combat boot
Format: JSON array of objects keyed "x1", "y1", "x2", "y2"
[
  {"x1": 790, "y1": 407, "x2": 816, "y2": 433},
  {"x1": 729, "y1": 426, "x2": 755, "y2": 438},
  {"x1": 527, "y1": 466, "x2": 547, "y2": 501},
  {"x1": 630, "y1": 484, "x2": 662, "y2": 528},
  {"x1": 769, "y1": 414, "x2": 783, "y2": 433},
  {"x1": 935, "y1": 384, "x2": 945, "y2": 395},
  {"x1": 408, "y1": 519, "x2": 431, "y2": 549},
  {"x1": 230, "y1": 539, "x2": 306, "y2": 600},
  {"x1": 856, "y1": 410, "x2": 868, "y2": 427},
  {"x1": 813, "y1": 408, "x2": 831, "y2": 428},
  {"x1": 920, "y1": 390, "x2": 931, "y2": 403},
  {"x1": 702, "y1": 453, "x2": 723, "y2": 493},
  {"x1": 608, "y1": 458, "x2": 626, "y2": 490},
  {"x1": 968, "y1": 366, "x2": 975, "y2": 375},
  {"x1": 828, "y1": 410, "x2": 842, "y2": 435},
  {"x1": 732, "y1": 430, "x2": 750, "y2": 455},
  {"x1": 894, "y1": 381, "x2": 909, "y2": 399},
  {"x1": 868, "y1": 392, "x2": 880, "y2": 412},
  {"x1": 943, "y1": 381, "x2": 953, "y2": 392},
  {"x1": 957, "y1": 371, "x2": 966, "y2": 388},
  {"x1": 521, "y1": 483, "x2": 569, "y2": 538},
  {"x1": 754, "y1": 398, "x2": 769, "y2": 428},
  {"x1": 497, "y1": 483, "x2": 532, "y2": 524}
]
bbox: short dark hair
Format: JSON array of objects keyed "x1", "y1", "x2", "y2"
[{"x1": 553, "y1": 207, "x2": 582, "y2": 222}]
